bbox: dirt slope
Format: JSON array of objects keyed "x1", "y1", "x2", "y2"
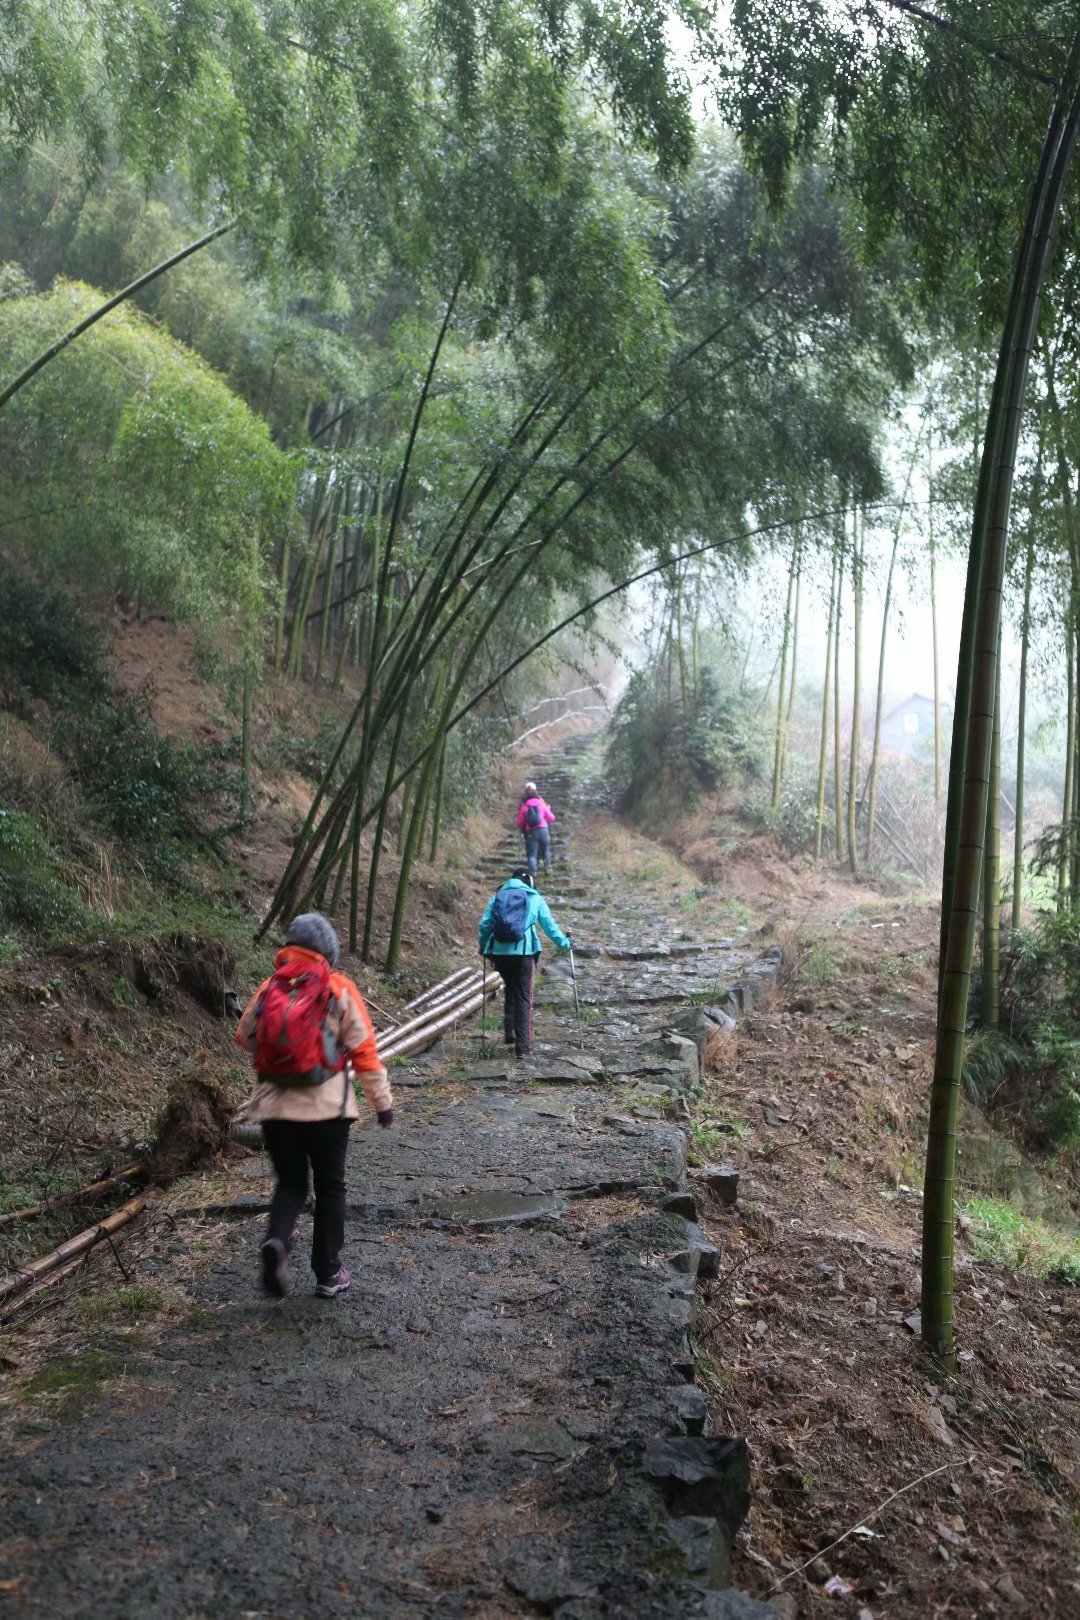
[{"x1": 648, "y1": 805, "x2": 1080, "y2": 1616}]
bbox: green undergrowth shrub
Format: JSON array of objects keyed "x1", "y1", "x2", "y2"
[
  {"x1": 743, "y1": 751, "x2": 820, "y2": 850},
  {"x1": 0, "y1": 808, "x2": 92, "y2": 936},
  {"x1": 69, "y1": 686, "x2": 224, "y2": 854},
  {"x1": 0, "y1": 575, "x2": 108, "y2": 704},
  {"x1": 962, "y1": 1196, "x2": 1080, "y2": 1285},
  {"x1": 964, "y1": 911, "x2": 1080, "y2": 1153},
  {"x1": 0, "y1": 574, "x2": 231, "y2": 930},
  {"x1": 606, "y1": 665, "x2": 763, "y2": 820}
]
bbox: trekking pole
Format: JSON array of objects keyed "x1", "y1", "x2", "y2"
[
  {"x1": 481, "y1": 955, "x2": 488, "y2": 1051},
  {"x1": 569, "y1": 941, "x2": 583, "y2": 1050}
]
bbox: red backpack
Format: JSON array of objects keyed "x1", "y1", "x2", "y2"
[{"x1": 254, "y1": 956, "x2": 345, "y2": 1086}]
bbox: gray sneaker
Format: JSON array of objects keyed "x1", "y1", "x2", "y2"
[{"x1": 260, "y1": 1237, "x2": 291, "y2": 1298}]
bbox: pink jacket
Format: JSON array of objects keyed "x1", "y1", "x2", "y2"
[
  {"x1": 234, "y1": 946, "x2": 392, "y2": 1123},
  {"x1": 517, "y1": 795, "x2": 556, "y2": 830}
]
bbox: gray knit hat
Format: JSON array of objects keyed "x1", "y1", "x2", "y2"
[{"x1": 285, "y1": 912, "x2": 340, "y2": 967}]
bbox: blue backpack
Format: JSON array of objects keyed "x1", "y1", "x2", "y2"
[
  {"x1": 524, "y1": 800, "x2": 544, "y2": 830},
  {"x1": 491, "y1": 884, "x2": 532, "y2": 947}
]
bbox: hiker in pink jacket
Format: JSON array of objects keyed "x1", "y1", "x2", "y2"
[{"x1": 517, "y1": 780, "x2": 556, "y2": 878}]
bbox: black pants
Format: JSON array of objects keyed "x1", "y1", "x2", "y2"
[
  {"x1": 262, "y1": 1118, "x2": 351, "y2": 1284},
  {"x1": 492, "y1": 953, "x2": 537, "y2": 1056}
]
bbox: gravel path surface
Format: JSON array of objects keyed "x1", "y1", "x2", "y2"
[{"x1": 0, "y1": 742, "x2": 778, "y2": 1619}]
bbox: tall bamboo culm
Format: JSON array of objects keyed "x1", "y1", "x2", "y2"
[
  {"x1": 814, "y1": 547, "x2": 838, "y2": 860},
  {"x1": 846, "y1": 512, "x2": 863, "y2": 878},
  {"x1": 982, "y1": 643, "x2": 1002, "y2": 1028},
  {"x1": 771, "y1": 537, "x2": 799, "y2": 811},
  {"x1": 779, "y1": 534, "x2": 802, "y2": 789},
  {"x1": 923, "y1": 43, "x2": 1080, "y2": 1366},
  {"x1": 833, "y1": 514, "x2": 846, "y2": 862},
  {"x1": 1012, "y1": 535, "x2": 1035, "y2": 928},
  {"x1": 1061, "y1": 614, "x2": 1075, "y2": 911},
  {"x1": 865, "y1": 418, "x2": 925, "y2": 857},
  {"x1": 929, "y1": 483, "x2": 942, "y2": 800}
]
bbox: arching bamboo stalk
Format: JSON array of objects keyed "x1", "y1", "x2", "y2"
[{"x1": 0, "y1": 222, "x2": 235, "y2": 413}]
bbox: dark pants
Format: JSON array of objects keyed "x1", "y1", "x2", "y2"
[
  {"x1": 262, "y1": 1118, "x2": 351, "y2": 1284},
  {"x1": 493, "y1": 953, "x2": 537, "y2": 1056},
  {"x1": 524, "y1": 826, "x2": 552, "y2": 876}
]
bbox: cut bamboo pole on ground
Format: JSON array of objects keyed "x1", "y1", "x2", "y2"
[
  {"x1": 0, "y1": 1162, "x2": 143, "y2": 1230},
  {"x1": 376, "y1": 974, "x2": 485, "y2": 1048},
  {"x1": 402, "y1": 966, "x2": 477, "y2": 1014},
  {"x1": 0, "y1": 1195, "x2": 147, "y2": 1305},
  {"x1": 378, "y1": 983, "x2": 499, "y2": 1062},
  {"x1": 0, "y1": 1236, "x2": 117, "y2": 1323}
]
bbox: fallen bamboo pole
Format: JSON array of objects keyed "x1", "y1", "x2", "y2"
[
  {"x1": 379, "y1": 983, "x2": 498, "y2": 1061},
  {"x1": 402, "y1": 965, "x2": 475, "y2": 1013},
  {"x1": 378, "y1": 972, "x2": 483, "y2": 1038},
  {"x1": 0, "y1": 1162, "x2": 143, "y2": 1230},
  {"x1": 0, "y1": 1195, "x2": 148, "y2": 1305},
  {"x1": 376, "y1": 975, "x2": 484, "y2": 1051},
  {"x1": 0, "y1": 1235, "x2": 114, "y2": 1323}
]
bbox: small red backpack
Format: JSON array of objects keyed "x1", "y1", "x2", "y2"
[{"x1": 254, "y1": 956, "x2": 345, "y2": 1086}]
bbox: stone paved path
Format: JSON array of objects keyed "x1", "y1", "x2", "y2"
[{"x1": 0, "y1": 742, "x2": 778, "y2": 1619}]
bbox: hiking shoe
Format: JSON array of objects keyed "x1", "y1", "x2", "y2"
[
  {"x1": 260, "y1": 1237, "x2": 291, "y2": 1298},
  {"x1": 314, "y1": 1266, "x2": 351, "y2": 1299}
]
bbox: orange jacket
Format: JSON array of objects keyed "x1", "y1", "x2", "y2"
[{"x1": 234, "y1": 945, "x2": 391, "y2": 1123}]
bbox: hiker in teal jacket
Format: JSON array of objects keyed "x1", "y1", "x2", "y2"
[{"x1": 478, "y1": 870, "x2": 571, "y2": 1057}]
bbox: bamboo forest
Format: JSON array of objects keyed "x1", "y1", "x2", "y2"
[{"x1": 3, "y1": 3, "x2": 1080, "y2": 1616}]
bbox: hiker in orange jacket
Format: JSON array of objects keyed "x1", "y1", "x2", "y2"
[{"x1": 234, "y1": 912, "x2": 392, "y2": 1300}]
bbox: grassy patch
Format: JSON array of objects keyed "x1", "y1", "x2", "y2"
[
  {"x1": 113, "y1": 974, "x2": 138, "y2": 1007},
  {"x1": 22, "y1": 1349, "x2": 126, "y2": 1420},
  {"x1": 962, "y1": 1196, "x2": 1080, "y2": 1285},
  {"x1": 0, "y1": 1167, "x2": 79, "y2": 1214},
  {"x1": 689, "y1": 1117, "x2": 750, "y2": 1166},
  {"x1": 629, "y1": 859, "x2": 666, "y2": 883},
  {"x1": 789, "y1": 939, "x2": 838, "y2": 985},
  {"x1": 77, "y1": 1285, "x2": 167, "y2": 1322},
  {"x1": 686, "y1": 982, "x2": 734, "y2": 1006}
]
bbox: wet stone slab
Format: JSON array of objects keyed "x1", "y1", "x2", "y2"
[{"x1": 427, "y1": 1189, "x2": 568, "y2": 1227}]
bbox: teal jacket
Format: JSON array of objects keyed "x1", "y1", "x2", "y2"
[{"x1": 478, "y1": 878, "x2": 571, "y2": 957}]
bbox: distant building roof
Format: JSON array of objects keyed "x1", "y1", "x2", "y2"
[{"x1": 882, "y1": 693, "x2": 951, "y2": 725}]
